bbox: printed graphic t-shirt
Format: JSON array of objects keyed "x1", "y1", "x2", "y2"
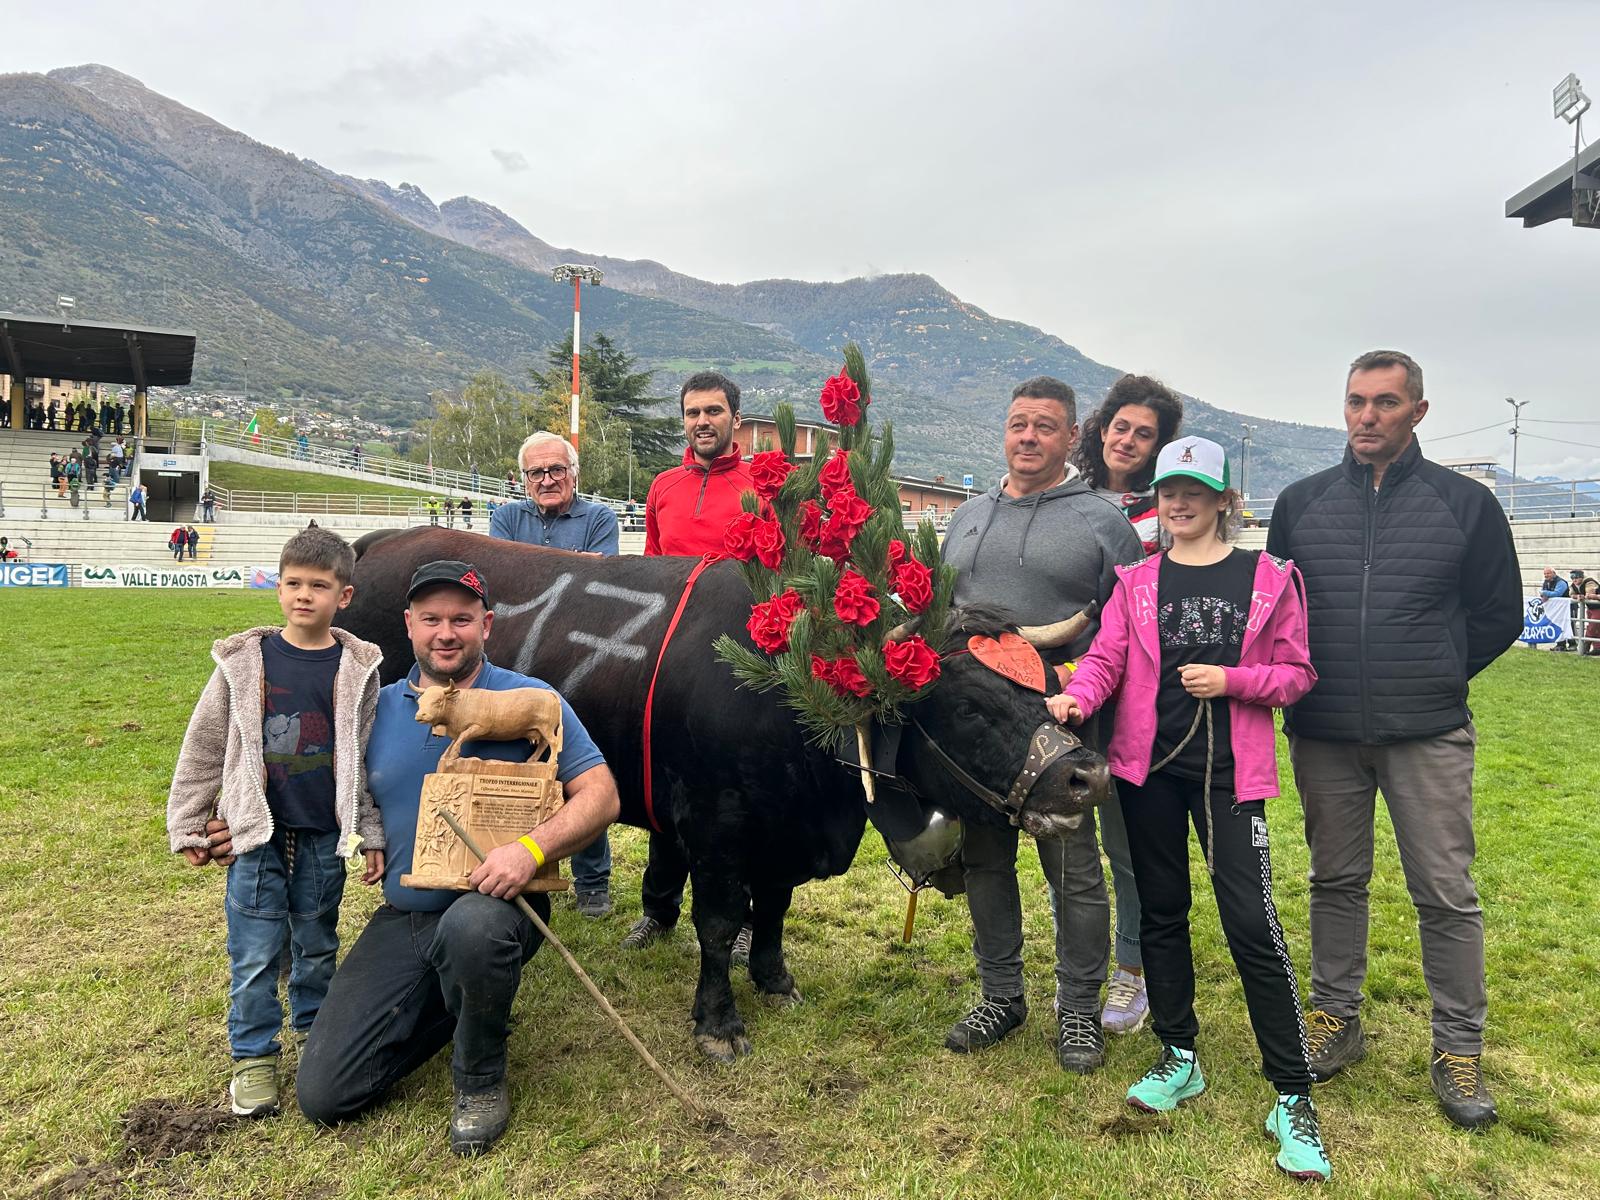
[
  {"x1": 1152, "y1": 549, "x2": 1259, "y2": 787},
  {"x1": 261, "y1": 633, "x2": 343, "y2": 831}
]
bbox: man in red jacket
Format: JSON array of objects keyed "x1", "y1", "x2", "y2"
[
  {"x1": 643, "y1": 371, "x2": 756, "y2": 556},
  {"x1": 624, "y1": 371, "x2": 756, "y2": 953}
]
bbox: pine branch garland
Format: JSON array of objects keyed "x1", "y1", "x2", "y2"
[{"x1": 714, "y1": 340, "x2": 959, "y2": 747}]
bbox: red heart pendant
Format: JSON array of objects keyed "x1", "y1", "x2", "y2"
[{"x1": 968, "y1": 632, "x2": 1046, "y2": 693}]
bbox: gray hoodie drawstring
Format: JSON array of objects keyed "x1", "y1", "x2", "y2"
[{"x1": 1016, "y1": 490, "x2": 1046, "y2": 566}]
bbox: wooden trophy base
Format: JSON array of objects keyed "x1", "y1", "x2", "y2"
[{"x1": 400, "y1": 756, "x2": 568, "y2": 894}]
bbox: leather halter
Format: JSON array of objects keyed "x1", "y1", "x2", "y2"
[{"x1": 908, "y1": 638, "x2": 1083, "y2": 827}]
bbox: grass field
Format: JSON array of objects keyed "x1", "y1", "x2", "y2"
[
  {"x1": 207, "y1": 462, "x2": 439, "y2": 502},
  {"x1": 3, "y1": 591, "x2": 1597, "y2": 1199}
]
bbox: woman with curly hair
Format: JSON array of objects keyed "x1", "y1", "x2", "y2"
[{"x1": 1074, "y1": 376, "x2": 1185, "y2": 555}]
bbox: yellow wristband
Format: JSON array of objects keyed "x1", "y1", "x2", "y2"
[{"x1": 518, "y1": 835, "x2": 546, "y2": 868}]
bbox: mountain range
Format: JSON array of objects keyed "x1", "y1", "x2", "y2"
[{"x1": 0, "y1": 64, "x2": 1349, "y2": 491}]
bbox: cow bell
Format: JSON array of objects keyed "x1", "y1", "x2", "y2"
[{"x1": 884, "y1": 805, "x2": 964, "y2": 894}]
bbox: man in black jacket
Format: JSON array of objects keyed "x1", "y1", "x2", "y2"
[{"x1": 1266, "y1": 350, "x2": 1521, "y2": 1131}]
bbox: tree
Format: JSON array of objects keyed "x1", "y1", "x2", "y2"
[
  {"x1": 532, "y1": 333, "x2": 679, "y2": 466},
  {"x1": 413, "y1": 370, "x2": 543, "y2": 478}
]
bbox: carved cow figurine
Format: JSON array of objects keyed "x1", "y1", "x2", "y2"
[{"x1": 414, "y1": 683, "x2": 564, "y2": 767}]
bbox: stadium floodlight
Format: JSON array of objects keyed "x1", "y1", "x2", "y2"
[
  {"x1": 551, "y1": 265, "x2": 604, "y2": 451},
  {"x1": 1555, "y1": 74, "x2": 1591, "y2": 124},
  {"x1": 57, "y1": 295, "x2": 75, "y2": 330}
]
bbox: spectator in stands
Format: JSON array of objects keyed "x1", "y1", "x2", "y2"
[
  {"x1": 79, "y1": 399, "x2": 94, "y2": 432},
  {"x1": 202, "y1": 488, "x2": 217, "y2": 522},
  {"x1": 350, "y1": 441, "x2": 363, "y2": 470},
  {"x1": 108, "y1": 439, "x2": 126, "y2": 484},
  {"x1": 46, "y1": 399, "x2": 58, "y2": 431},
  {"x1": 99, "y1": 397, "x2": 114, "y2": 433},
  {"x1": 1573, "y1": 570, "x2": 1600, "y2": 656},
  {"x1": 426, "y1": 497, "x2": 440, "y2": 526},
  {"x1": 443, "y1": 497, "x2": 456, "y2": 529},
  {"x1": 49, "y1": 453, "x2": 64, "y2": 494},
  {"x1": 485, "y1": 500, "x2": 498, "y2": 520},
  {"x1": 460, "y1": 496, "x2": 474, "y2": 529},
  {"x1": 0, "y1": 400, "x2": 8, "y2": 429},
  {"x1": 129, "y1": 482, "x2": 148, "y2": 522},
  {"x1": 171, "y1": 526, "x2": 186, "y2": 560},
  {"x1": 297, "y1": 432, "x2": 310, "y2": 460},
  {"x1": 0, "y1": 536, "x2": 13, "y2": 561},
  {"x1": 103, "y1": 472, "x2": 115, "y2": 508},
  {"x1": 1539, "y1": 567, "x2": 1568, "y2": 599},
  {"x1": 504, "y1": 469, "x2": 517, "y2": 497},
  {"x1": 186, "y1": 525, "x2": 200, "y2": 561},
  {"x1": 65, "y1": 455, "x2": 82, "y2": 502},
  {"x1": 113, "y1": 401, "x2": 126, "y2": 435},
  {"x1": 81, "y1": 441, "x2": 99, "y2": 487},
  {"x1": 470, "y1": 464, "x2": 480, "y2": 493}
]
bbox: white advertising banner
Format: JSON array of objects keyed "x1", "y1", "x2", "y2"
[
  {"x1": 1518, "y1": 593, "x2": 1573, "y2": 648},
  {"x1": 82, "y1": 564, "x2": 252, "y2": 588}
]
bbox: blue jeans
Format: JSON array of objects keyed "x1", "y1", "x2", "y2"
[
  {"x1": 1098, "y1": 786, "x2": 1143, "y2": 970},
  {"x1": 569, "y1": 831, "x2": 611, "y2": 895},
  {"x1": 225, "y1": 829, "x2": 345, "y2": 1059}
]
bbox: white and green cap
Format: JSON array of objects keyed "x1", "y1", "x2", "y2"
[{"x1": 1151, "y1": 436, "x2": 1230, "y2": 492}]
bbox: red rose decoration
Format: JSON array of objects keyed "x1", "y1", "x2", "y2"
[
  {"x1": 723, "y1": 510, "x2": 760, "y2": 562},
  {"x1": 817, "y1": 523, "x2": 853, "y2": 563},
  {"x1": 798, "y1": 500, "x2": 824, "y2": 550},
  {"x1": 833, "y1": 570, "x2": 880, "y2": 627},
  {"x1": 887, "y1": 539, "x2": 909, "y2": 569},
  {"x1": 819, "y1": 371, "x2": 863, "y2": 427},
  {"x1": 811, "y1": 654, "x2": 872, "y2": 698},
  {"x1": 747, "y1": 588, "x2": 806, "y2": 654},
  {"x1": 892, "y1": 557, "x2": 934, "y2": 614},
  {"x1": 818, "y1": 450, "x2": 853, "y2": 502},
  {"x1": 752, "y1": 514, "x2": 786, "y2": 570},
  {"x1": 827, "y1": 491, "x2": 874, "y2": 539},
  {"x1": 883, "y1": 635, "x2": 941, "y2": 691},
  {"x1": 749, "y1": 450, "x2": 794, "y2": 502}
]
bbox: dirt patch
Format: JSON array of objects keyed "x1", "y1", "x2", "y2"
[
  {"x1": 32, "y1": 1161, "x2": 134, "y2": 1200},
  {"x1": 708, "y1": 1121, "x2": 787, "y2": 1167},
  {"x1": 803, "y1": 1070, "x2": 866, "y2": 1102},
  {"x1": 121, "y1": 1098, "x2": 238, "y2": 1160},
  {"x1": 119, "y1": 721, "x2": 143, "y2": 732},
  {"x1": 1095, "y1": 1111, "x2": 1168, "y2": 1140}
]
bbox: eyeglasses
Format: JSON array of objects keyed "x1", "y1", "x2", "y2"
[{"x1": 523, "y1": 465, "x2": 570, "y2": 482}]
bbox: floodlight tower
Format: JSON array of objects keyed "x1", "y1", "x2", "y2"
[
  {"x1": 551, "y1": 264, "x2": 604, "y2": 450},
  {"x1": 1506, "y1": 396, "x2": 1529, "y2": 519},
  {"x1": 56, "y1": 294, "x2": 75, "y2": 331}
]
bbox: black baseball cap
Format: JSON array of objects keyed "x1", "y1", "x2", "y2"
[{"x1": 406, "y1": 559, "x2": 490, "y2": 607}]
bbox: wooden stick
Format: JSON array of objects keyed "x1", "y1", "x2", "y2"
[
  {"x1": 902, "y1": 889, "x2": 918, "y2": 944},
  {"x1": 440, "y1": 811, "x2": 708, "y2": 1120}
]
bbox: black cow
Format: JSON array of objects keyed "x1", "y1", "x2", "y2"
[{"x1": 339, "y1": 527, "x2": 1106, "y2": 1061}]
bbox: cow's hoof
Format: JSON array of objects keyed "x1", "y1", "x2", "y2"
[
  {"x1": 759, "y1": 986, "x2": 803, "y2": 1008},
  {"x1": 694, "y1": 1033, "x2": 753, "y2": 1064}
]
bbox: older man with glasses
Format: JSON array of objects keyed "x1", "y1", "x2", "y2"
[
  {"x1": 488, "y1": 431, "x2": 620, "y2": 917},
  {"x1": 488, "y1": 432, "x2": 620, "y2": 555}
]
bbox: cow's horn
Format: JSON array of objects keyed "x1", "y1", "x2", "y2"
[
  {"x1": 887, "y1": 615, "x2": 923, "y2": 642},
  {"x1": 1017, "y1": 604, "x2": 1096, "y2": 649}
]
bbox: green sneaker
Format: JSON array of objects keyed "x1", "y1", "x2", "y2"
[
  {"x1": 1126, "y1": 1045, "x2": 1206, "y2": 1112},
  {"x1": 229, "y1": 1055, "x2": 280, "y2": 1117},
  {"x1": 1265, "y1": 1093, "x2": 1332, "y2": 1181}
]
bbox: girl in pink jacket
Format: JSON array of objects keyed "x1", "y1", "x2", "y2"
[{"x1": 1046, "y1": 437, "x2": 1331, "y2": 1183}]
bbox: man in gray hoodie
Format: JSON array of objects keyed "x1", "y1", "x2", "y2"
[{"x1": 939, "y1": 375, "x2": 1144, "y2": 1072}]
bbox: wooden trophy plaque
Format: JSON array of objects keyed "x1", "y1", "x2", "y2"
[{"x1": 400, "y1": 684, "x2": 570, "y2": 894}]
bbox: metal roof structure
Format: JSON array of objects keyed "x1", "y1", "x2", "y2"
[
  {"x1": 1504, "y1": 138, "x2": 1600, "y2": 227},
  {"x1": 0, "y1": 312, "x2": 197, "y2": 388}
]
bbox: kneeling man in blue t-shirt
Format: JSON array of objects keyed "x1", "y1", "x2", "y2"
[{"x1": 295, "y1": 558, "x2": 619, "y2": 1156}]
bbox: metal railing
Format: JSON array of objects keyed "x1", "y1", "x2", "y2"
[{"x1": 200, "y1": 422, "x2": 519, "y2": 500}]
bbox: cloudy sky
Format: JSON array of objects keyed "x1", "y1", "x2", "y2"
[{"x1": 11, "y1": 1, "x2": 1600, "y2": 475}]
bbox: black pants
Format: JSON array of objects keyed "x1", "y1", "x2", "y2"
[
  {"x1": 1121, "y1": 769, "x2": 1312, "y2": 1094},
  {"x1": 295, "y1": 893, "x2": 547, "y2": 1122},
  {"x1": 640, "y1": 831, "x2": 691, "y2": 925}
]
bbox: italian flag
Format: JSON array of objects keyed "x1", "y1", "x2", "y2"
[{"x1": 245, "y1": 414, "x2": 260, "y2": 444}]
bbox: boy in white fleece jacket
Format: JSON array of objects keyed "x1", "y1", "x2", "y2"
[{"x1": 167, "y1": 526, "x2": 385, "y2": 1117}]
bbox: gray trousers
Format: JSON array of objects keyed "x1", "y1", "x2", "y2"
[
  {"x1": 1290, "y1": 725, "x2": 1486, "y2": 1054},
  {"x1": 959, "y1": 810, "x2": 1110, "y2": 1013}
]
